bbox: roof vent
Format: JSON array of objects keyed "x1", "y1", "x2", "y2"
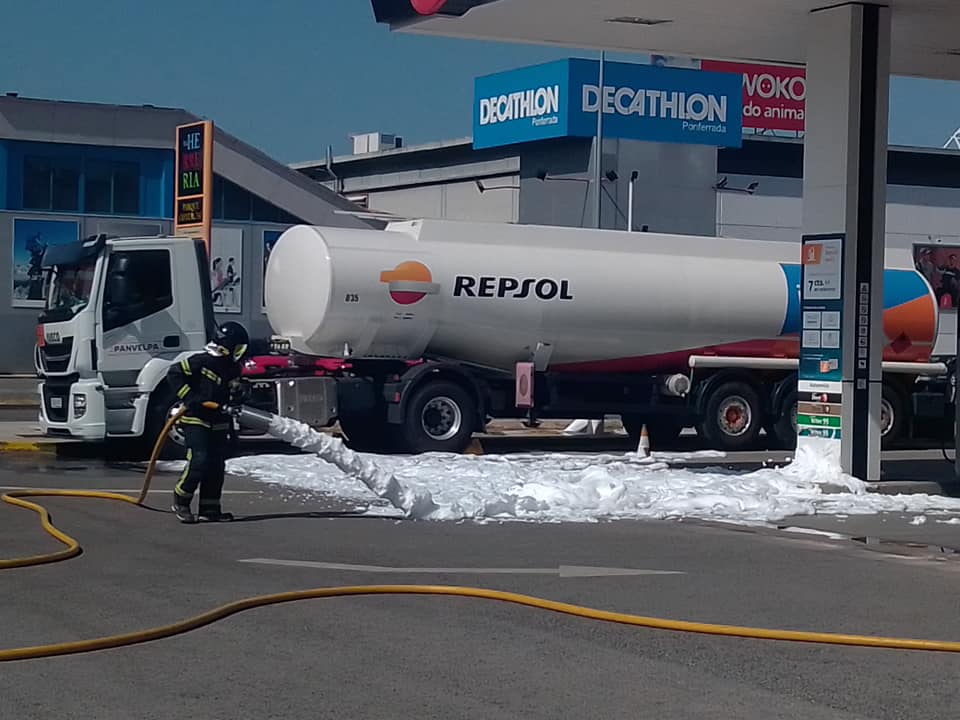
[
  {"x1": 350, "y1": 132, "x2": 404, "y2": 155},
  {"x1": 605, "y1": 16, "x2": 673, "y2": 26}
]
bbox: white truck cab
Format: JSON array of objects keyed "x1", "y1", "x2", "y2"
[{"x1": 36, "y1": 233, "x2": 216, "y2": 448}]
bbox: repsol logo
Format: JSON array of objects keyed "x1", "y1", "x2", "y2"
[{"x1": 453, "y1": 276, "x2": 574, "y2": 301}]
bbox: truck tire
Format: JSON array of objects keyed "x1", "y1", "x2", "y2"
[
  {"x1": 769, "y1": 383, "x2": 905, "y2": 450},
  {"x1": 698, "y1": 380, "x2": 763, "y2": 451},
  {"x1": 769, "y1": 391, "x2": 798, "y2": 449},
  {"x1": 400, "y1": 380, "x2": 477, "y2": 454},
  {"x1": 142, "y1": 390, "x2": 187, "y2": 461},
  {"x1": 880, "y1": 382, "x2": 906, "y2": 449}
]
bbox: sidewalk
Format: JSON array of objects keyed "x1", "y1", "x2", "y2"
[{"x1": 0, "y1": 376, "x2": 39, "y2": 407}]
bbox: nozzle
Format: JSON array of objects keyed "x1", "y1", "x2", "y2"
[{"x1": 233, "y1": 405, "x2": 277, "y2": 434}]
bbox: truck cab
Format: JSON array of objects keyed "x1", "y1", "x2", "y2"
[{"x1": 36, "y1": 233, "x2": 216, "y2": 445}]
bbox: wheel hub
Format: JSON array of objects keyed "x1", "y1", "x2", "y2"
[
  {"x1": 718, "y1": 396, "x2": 751, "y2": 437},
  {"x1": 421, "y1": 396, "x2": 462, "y2": 442}
]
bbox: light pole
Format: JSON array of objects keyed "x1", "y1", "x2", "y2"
[{"x1": 593, "y1": 50, "x2": 606, "y2": 230}]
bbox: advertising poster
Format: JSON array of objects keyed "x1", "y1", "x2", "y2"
[
  {"x1": 11, "y1": 218, "x2": 79, "y2": 308},
  {"x1": 700, "y1": 60, "x2": 806, "y2": 134},
  {"x1": 798, "y1": 235, "x2": 844, "y2": 441},
  {"x1": 210, "y1": 227, "x2": 243, "y2": 314},
  {"x1": 913, "y1": 243, "x2": 960, "y2": 309},
  {"x1": 262, "y1": 230, "x2": 283, "y2": 310}
]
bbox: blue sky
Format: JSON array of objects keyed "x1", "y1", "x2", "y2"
[{"x1": 1, "y1": 0, "x2": 958, "y2": 163}]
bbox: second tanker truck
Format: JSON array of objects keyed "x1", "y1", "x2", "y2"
[{"x1": 34, "y1": 219, "x2": 952, "y2": 456}]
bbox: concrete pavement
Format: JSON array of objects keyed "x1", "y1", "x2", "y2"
[{"x1": 3, "y1": 457, "x2": 960, "y2": 719}]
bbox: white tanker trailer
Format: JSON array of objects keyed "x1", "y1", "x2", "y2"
[{"x1": 262, "y1": 219, "x2": 950, "y2": 453}]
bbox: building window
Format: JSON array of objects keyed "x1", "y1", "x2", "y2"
[
  {"x1": 83, "y1": 160, "x2": 140, "y2": 215},
  {"x1": 84, "y1": 161, "x2": 112, "y2": 213},
  {"x1": 24, "y1": 156, "x2": 80, "y2": 212},
  {"x1": 23, "y1": 154, "x2": 140, "y2": 215},
  {"x1": 23, "y1": 157, "x2": 52, "y2": 209}
]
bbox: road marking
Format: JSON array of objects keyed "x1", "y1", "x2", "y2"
[{"x1": 238, "y1": 558, "x2": 686, "y2": 578}]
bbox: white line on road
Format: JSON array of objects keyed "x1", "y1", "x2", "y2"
[
  {"x1": 0, "y1": 486, "x2": 259, "y2": 494},
  {"x1": 238, "y1": 558, "x2": 686, "y2": 578}
]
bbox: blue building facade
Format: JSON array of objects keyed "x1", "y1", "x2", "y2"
[{"x1": 0, "y1": 96, "x2": 371, "y2": 373}]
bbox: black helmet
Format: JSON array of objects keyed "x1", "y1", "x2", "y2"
[{"x1": 213, "y1": 321, "x2": 249, "y2": 361}]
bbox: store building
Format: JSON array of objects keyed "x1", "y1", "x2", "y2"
[{"x1": 0, "y1": 95, "x2": 371, "y2": 373}]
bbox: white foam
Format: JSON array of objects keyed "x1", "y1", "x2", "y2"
[{"x1": 224, "y1": 420, "x2": 960, "y2": 525}]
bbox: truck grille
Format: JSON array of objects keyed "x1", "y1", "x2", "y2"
[
  {"x1": 42, "y1": 384, "x2": 69, "y2": 422},
  {"x1": 40, "y1": 337, "x2": 74, "y2": 373}
]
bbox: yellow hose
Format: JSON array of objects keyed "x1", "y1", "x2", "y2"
[{"x1": 4, "y1": 403, "x2": 960, "y2": 661}]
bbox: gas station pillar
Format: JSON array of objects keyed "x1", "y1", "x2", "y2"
[{"x1": 799, "y1": 2, "x2": 891, "y2": 482}]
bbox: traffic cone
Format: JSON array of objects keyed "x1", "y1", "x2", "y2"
[
  {"x1": 636, "y1": 424, "x2": 650, "y2": 458},
  {"x1": 464, "y1": 438, "x2": 484, "y2": 455}
]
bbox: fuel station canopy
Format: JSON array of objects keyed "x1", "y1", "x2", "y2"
[{"x1": 372, "y1": 0, "x2": 960, "y2": 80}]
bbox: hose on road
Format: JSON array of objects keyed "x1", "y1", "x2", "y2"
[{"x1": 3, "y1": 406, "x2": 960, "y2": 661}]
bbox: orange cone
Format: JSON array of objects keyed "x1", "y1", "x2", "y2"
[{"x1": 636, "y1": 424, "x2": 651, "y2": 458}]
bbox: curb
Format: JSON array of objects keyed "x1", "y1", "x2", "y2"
[{"x1": 0, "y1": 441, "x2": 58, "y2": 453}]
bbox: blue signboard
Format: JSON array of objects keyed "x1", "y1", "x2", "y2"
[
  {"x1": 473, "y1": 58, "x2": 743, "y2": 150},
  {"x1": 798, "y1": 234, "x2": 845, "y2": 441}
]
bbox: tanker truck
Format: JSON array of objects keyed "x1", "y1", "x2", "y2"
[{"x1": 33, "y1": 221, "x2": 953, "y2": 456}]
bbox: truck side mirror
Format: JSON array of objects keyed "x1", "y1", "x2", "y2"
[{"x1": 107, "y1": 274, "x2": 130, "y2": 307}]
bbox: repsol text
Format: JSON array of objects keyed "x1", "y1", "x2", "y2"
[{"x1": 453, "y1": 276, "x2": 574, "y2": 301}]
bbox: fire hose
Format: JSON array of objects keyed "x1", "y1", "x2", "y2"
[{"x1": 3, "y1": 403, "x2": 960, "y2": 662}]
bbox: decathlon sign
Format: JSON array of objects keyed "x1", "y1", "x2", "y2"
[
  {"x1": 700, "y1": 60, "x2": 806, "y2": 133},
  {"x1": 473, "y1": 58, "x2": 742, "y2": 149}
]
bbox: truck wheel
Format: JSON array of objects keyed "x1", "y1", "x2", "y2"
[
  {"x1": 698, "y1": 380, "x2": 763, "y2": 451},
  {"x1": 880, "y1": 383, "x2": 906, "y2": 449},
  {"x1": 770, "y1": 391, "x2": 798, "y2": 449},
  {"x1": 401, "y1": 380, "x2": 476, "y2": 454}
]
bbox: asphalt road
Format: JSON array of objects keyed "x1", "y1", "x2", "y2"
[{"x1": 3, "y1": 456, "x2": 960, "y2": 719}]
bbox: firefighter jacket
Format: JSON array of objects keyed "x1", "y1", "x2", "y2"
[{"x1": 166, "y1": 349, "x2": 243, "y2": 427}]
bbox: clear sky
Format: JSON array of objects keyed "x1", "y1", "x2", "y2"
[{"x1": 1, "y1": 0, "x2": 958, "y2": 163}]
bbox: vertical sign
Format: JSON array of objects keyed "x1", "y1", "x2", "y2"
[
  {"x1": 798, "y1": 234, "x2": 844, "y2": 442},
  {"x1": 174, "y1": 121, "x2": 214, "y2": 254}
]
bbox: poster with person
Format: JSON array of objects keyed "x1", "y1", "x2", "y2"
[
  {"x1": 210, "y1": 227, "x2": 243, "y2": 314},
  {"x1": 913, "y1": 243, "x2": 960, "y2": 310},
  {"x1": 11, "y1": 218, "x2": 79, "y2": 308},
  {"x1": 262, "y1": 229, "x2": 283, "y2": 310}
]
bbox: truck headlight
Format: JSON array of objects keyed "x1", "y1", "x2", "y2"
[{"x1": 73, "y1": 394, "x2": 87, "y2": 419}]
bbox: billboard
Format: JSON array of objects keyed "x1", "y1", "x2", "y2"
[
  {"x1": 914, "y1": 243, "x2": 960, "y2": 309},
  {"x1": 11, "y1": 218, "x2": 80, "y2": 308},
  {"x1": 174, "y1": 121, "x2": 214, "y2": 253},
  {"x1": 210, "y1": 227, "x2": 243, "y2": 314},
  {"x1": 700, "y1": 60, "x2": 805, "y2": 133},
  {"x1": 473, "y1": 58, "x2": 742, "y2": 150}
]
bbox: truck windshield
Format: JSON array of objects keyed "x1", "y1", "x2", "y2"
[{"x1": 40, "y1": 261, "x2": 97, "y2": 323}]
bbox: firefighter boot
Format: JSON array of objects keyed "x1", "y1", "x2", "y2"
[{"x1": 172, "y1": 492, "x2": 197, "y2": 524}]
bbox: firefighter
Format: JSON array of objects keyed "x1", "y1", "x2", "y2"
[{"x1": 166, "y1": 321, "x2": 249, "y2": 523}]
